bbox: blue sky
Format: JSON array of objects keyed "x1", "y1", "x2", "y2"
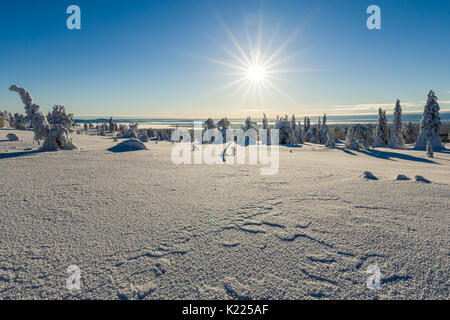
[{"x1": 0, "y1": 0, "x2": 449, "y2": 118}]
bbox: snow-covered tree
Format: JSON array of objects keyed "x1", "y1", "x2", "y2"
[
  {"x1": 109, "y1": 117, "x2": 114, "y2": 132},
  {"x1": 10, "y1": 113, "x2": 28, "y2": 130},
  {"x1": 304, "y1": 125, "x2": 321, "y2": 143},
  {"x1": 275, "y1": 115, "x2": 296, "y2": 145},
  {"x1": 324, "y1": 130, "x2": 335, "y2": 148},
  {"x1": 290, "y1": 115, "x2": 303, "y2": 144},
  {"x1": 402, "y1": 122, "x2": 418, "y2": 144},
  {"x1": 319, "y1": 113, "x2": 329, "y2": 143},
  {"x1": 262, "y1": 113, "x2": 271, "y2": 145},
  {"x1": 345, "y1": 124, "x2": 374, "y2": 150},
  {"x1": 217, "y1": 117, "x2": 231, "y2": 131},
  {"x1": 242, "y1": 116, "x2": 257, "y2": 131},
  {"x1": 426, "y1": 140, "x2": 434, "y2": 158},
  {"x1": 9, "y1": 85, "x2": 77, "y2": 151},
  {"x1": 97, "y1": 124, "x2": 106, "y2": 136},
  {"x1": 333, "y1": 126, "x2": 345, "y2": 140},
  {"x1": 374, "y1": 108, "x2": 389, "y2": 147},
  {"x1": 47, "y1": 105, "x2": 74, "y2": 132},
  {"x1": 203, "y1": 118, "x2": 217, "y2": 130},
  {"x1": 415, "y1": 90, "x2": 443, "y2": 150},
  {"x1": 217, "y1": 117, "x2": 231, "y2": 141},
  {"x1": 0, "y1": 111, "x2": 9, "y2": 128},
  {"x1": 389, "y1": 99, "x2": 405, "y2": 148},
  {"x1": 303, "y1": 116, "x2": 311, "y2": 136}
]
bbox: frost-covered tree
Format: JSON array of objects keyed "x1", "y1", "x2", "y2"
[
  {"x1": 275, "y1": 115, "x2": 297, "y2": 145},
  {"x1": 304, "y1": 125, "x2": 321, "y2": 143},
  {"x1": 262, "y1": 113, "x2": 271, "y2": 145},
  {"x1": 203, "y1": 118, "x2": 217, "y2": 130},
  {"x1": 415, "y1": 90, "x2": 443, "y2": 150},
  {"x1": 97, "y1": 124, "x2": 106, "y2": 136},
  {"x1": 389, "y1": 100, "x2": 405, "y2": 148},
  {"x1": 10, "y1": 113, "x2": 28, "y2": 130},
  {"x1": 324, "y1": 130, "x2": 335, "y2": 148},
  {"x1": 426, "y1": 140, "x2": 434, "y2": 158},
  {"x1": 333, "y1": 126, "x2": 345, "y2": 140},
  {"x1": 242, "y1": 116, "x2": 257, "y2": 131},
  {"x1": 402, "y1": 122, "x2": 418, "y2": 144},
  {"x1": 319, "y1": 113, "x2": 329, "y2": 143},
  {"x1": 345, "y1": 124, "x2": 374, "y2": 150},
  {"x1": 47, "y1": 105, "x2": 74, "y2": 132},
  {"x1": 0, "y1": 110, "x2": 10, "y2": 128},
  {"x1": 9, "y1": 85, "x2": 77, "y2": 151},
  {"x1": 217, "y1": 117, "x2": 231, "y2": 131},
  {"x1": 374, "y1": 108, "x2": 389, "y2": 147},
  {"x1": 303, "y1": 116, "x2": 311, "y2": 136},
  {"x1": 217, "y1": 117, "x2": 231, "y2": 141},
  {"x1": 109, "y1": 117, "x2": 114, "y2": 132}
]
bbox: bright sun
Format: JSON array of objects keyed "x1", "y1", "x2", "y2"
[
  {"x1": 195, "y1": 11, "x2": 306, "y2": 104},
  {"x1": 247, "y1": 64, "x2": 266, "y2": 82}
]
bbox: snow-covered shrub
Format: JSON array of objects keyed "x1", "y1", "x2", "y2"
[
  {"x1": 9, "y1": 85, "x2": 77, "y2": 151},
  {"x1": 156, "y1": 129, "x2": 173, "y2": 141},
  {"x1": 110, "y1": 138, "x2": 147, "y2": 152},
  {"x1": 122, "y1": 123, "x2": 138, "y2": 138},
  {"x1": 389, "y1": 100, "x2": 405, "y2": 148},
  {"x1": 345, "y1": 124, "x2": 374, "y2": 150},
  {"x1": 426, "y1": 140, "x2": 434, "y2": 158},
  {"x1": 7, "y1": 133, "x2": 19, "y2": 141},
  {"x1": 402, "y1": 122, "x2": 418, "y2": 144},
  {"x1": 374, "y1": 108, "x2": 389, "y2": 147},
  {"x1": 139, "y1": 133, "x2": 149, "y2": 142},
  {"x1": 415, "y1": 90, "x2": 443, "y2": 150}
]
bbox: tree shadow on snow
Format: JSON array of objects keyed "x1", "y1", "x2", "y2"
[
  {"x1": 335, "y1": 146, "x2": 357, "y2": 156},
  {"x1": 357, "y1": 149, "x2": 436, "y2": 164},
  {"x1": 0, "y1": 149, "x2": 43, "y2": 159}
]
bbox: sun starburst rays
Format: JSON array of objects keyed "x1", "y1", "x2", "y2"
[{"x1": 201, "y1": 14, "x2": 305, "y2": 106}]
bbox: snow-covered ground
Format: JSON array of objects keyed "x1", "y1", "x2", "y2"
[{"x1": 0, "y1": 128, "x2": 449, "y2": 299}]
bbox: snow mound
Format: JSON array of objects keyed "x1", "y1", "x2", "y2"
[
  {"x1": 415, "y1": 175, "x2": 431, "y2": 183},
  {"x1": 7, "y1": 133, "x2": 19, "y2": 141},
  {"x1": 395, "y1": 174, "x2": 410, "y2": 181},
  {"x1": 362, "y1": 171, "x2": 378, "y2": 180},
  {"x1": 108, "y1": 138, "x2": 148, "y2": 152}
]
